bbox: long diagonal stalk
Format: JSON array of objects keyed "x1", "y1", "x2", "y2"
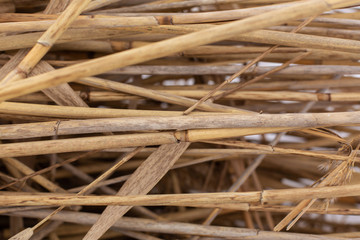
[
  {"x1": 0, "y1": 0, "x2": 91, "y2": 86},
  {"x1": 0, "y1": 0, "x2": 356, "y2": 102}
]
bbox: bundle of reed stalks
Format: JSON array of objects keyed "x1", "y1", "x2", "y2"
[{"x1": 2, "y1": 0, "x2": 360, "y2": 239}]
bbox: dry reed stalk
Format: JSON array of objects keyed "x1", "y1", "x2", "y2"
[
  {"x1": 3, "y1": 111, "x2": 360, "y2": 139},
  {"x1": 11, "y1": 75, "x2": 355, "y2": 101},
  {"x1": 0, "y1": 2, "x2": 88, "y2": 117},
  {"x1": 3, "y1": 26, "x2": 360, "y2": 55},
  {"x1": 104, "y1": 65, "x2": 360, "y2": 75},
  {"x1": 2, "y1": 125, "x2": 334, "y2": 158},
  {"x1": 0, "y1": 0, "x2": 354, "y2": 102},
  {"x1": 249, "y1": 204, "x2": 360, "y2": 215},
  {"x1": 3, "y1": 183, "x2": 360, "y2": 207},
  {"x1": 0, "y1": 102, "x2": 222, "y2": 119},
  {"x1": 0, "y1": 132, "x2": 176, "y2": 158},
  {"x1": 0, "y1": 0, "x2": 92, "y2": 86},
  {"x1": 80, "y1": 89, "x2": 360, "y2": 102},
  {"x1": 77, "y1": 77, "x2": 248, "y2": 113},
  {"x1": 49, "y1": 43, "x2": 360, "y2": 61},
  {"x1": 6, "y1": 210, "x2": 340, "y2": 240},
  {"x1": 0, "y1": 17, "x2": 161, "y2": 34},
  {"x1": 0, "y1": 2, "x2": 298, "y2": 23}
]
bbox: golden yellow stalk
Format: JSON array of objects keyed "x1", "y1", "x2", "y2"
[
  {"x1": 0, "y1": 0, "x2": 91, "y2": 86},
  {"x1": 3, "y1": 183, "x2": 360, "y2": 207}
]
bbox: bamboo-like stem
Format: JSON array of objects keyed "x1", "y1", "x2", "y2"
[
  {"x1": 0, "y1": 2, "x2": 299, "y2": 24},
  {"x1": 131, "y1": 89, "x2": 360, "y2": 101},
  {"x1": 13, "y1": 77, "x2": 360, "y2": 102},
  {"x1": 0, "y1": 124, "x2": 333, "y2": 158},
  {"x1": 3, "y1": 25, "x2": 360, "y2": 55},
  {"x1": 0, "y1": 0, "x2": 350, "y2": 102},
  {"x1": 1, "y1": 3, "x2": 359, "y2": 26},
  {"x1": 2, "y1": 183, "x2": 360, "y2": 207},
  {"x1": 6, "y1": 210, "x2": 339, "y2": 240},
  {"x1": 3, "y1": 111, "x2": 360, "y2": 140},
  {"x1": 0, "y1": 17, "x2": 160, "y2": 34},
  {"x1": 0, "y1": 102, "x2": 222, "y2": 119},
  {"x1": 0, "y1": 0, "x2": 92, "y2": 86},
  {"x1": 0, "y1": 132, "x2": 177, "y2": 158},
  {"x1": 102, "y1": 65, "x2": 360, "y2": 76}
]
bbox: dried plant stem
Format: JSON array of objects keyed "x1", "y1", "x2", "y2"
[
  {"x1": 0, "y1": 2, "x2": 299, "y2": 24},
  {"x1": 0, "y1": 126, "x2": 326, "y2": 158},
  {"x1": 2, "y1": 27, "x2": 360, "y2": 54},
  {"x1": 249, "y1": 204, "x2": 360, "y2": 215},
  {"x1": 3, "y1": 111, "x2": 360, "y2": 140},
  {"x1": 183, "y1": 15, "x2": 316, "y2": 114},
  {"x1": 0, "y1": 102, "x2": 220, "y2": 119},
  {"x1": 3, "y1": 183, "x2": 360, "y2": 207},
  {"x1": 0, "y1": 0, "x2": 91, "y2": 85},
  {"x1": 104, "y1": 65, "x2": 360, "y2": 76},
  {"x1": 0, "y1": 0, "x2": 348, "y2": 102},
  {"x1": 77, "y1": 77, "x2": 248, "y2": 113},
  {"x1": 7, "y1": 210, "x2": 339, "y2": 240},
  {"x1": 83, "y1": 142, "x2": 190, "y2": 240}
]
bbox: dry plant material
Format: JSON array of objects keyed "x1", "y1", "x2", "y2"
[{"x1": 2, "y1": 0, "x2": 360, "y2": 239}]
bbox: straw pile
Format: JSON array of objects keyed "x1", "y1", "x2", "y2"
[{"x1": 2, "y1": 0, "x2": 360, "y2": 239}]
